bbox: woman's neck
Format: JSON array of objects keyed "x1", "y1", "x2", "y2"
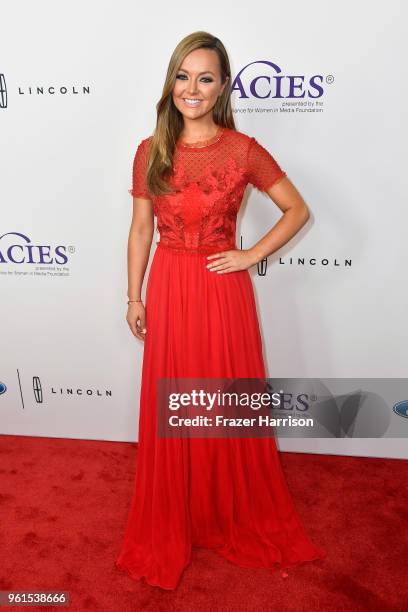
[{"x1": 178, "y1": 121, "x2": 220, "y2": 143}]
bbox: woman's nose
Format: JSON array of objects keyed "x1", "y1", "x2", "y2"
[{"x1": 187, "y1": 81, "x2": 198, "y2": 94}]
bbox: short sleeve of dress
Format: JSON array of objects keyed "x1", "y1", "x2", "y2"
[
  {"x1": 128, "y1": 138, "x2": 151, "y2": 199},
  {"x1": 246, "y1": 137, "x2": 286, "y2": 193}
]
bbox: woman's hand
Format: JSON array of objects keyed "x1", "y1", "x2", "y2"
[
  {"x1": 206, "y1": 249, "x2": 257, "y2": 274},
  {"x1": 127, "y1": 302, "x2": 147, "y2": 341}
]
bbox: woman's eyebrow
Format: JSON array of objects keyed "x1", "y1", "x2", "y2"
[{"x1": 177, "y1": 69, "x2": 216, "y2": 76}]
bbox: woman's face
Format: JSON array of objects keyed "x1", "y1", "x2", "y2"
[{"x1": 172, "y1": 48, "x2": 228, "y2": 121}]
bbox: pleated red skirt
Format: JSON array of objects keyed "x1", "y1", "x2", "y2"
[{"x1": 116, "y1": 242, "x2": 325, "y2": 589}]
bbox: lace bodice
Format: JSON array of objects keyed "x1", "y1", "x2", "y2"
[{"x1": 129, "y1": 127, "x2": 286, "y2": 254}]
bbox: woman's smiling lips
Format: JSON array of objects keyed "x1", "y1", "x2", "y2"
[{"x1": 183, "y1": 98, "x2": 202, "y2": 106}]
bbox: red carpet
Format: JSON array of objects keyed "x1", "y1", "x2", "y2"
[{"x1": 0, "y1": 434, "x2": 406, "y2": 611}]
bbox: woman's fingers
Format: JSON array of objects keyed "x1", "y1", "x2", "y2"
[
  {"x1": 127, "y1": 316, "x2": 147, "y2": 341},
  {"x1": 126, "y1": 303, "x2": 147, "y2": 341}
]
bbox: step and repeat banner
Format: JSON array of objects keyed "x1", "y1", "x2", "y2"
[{"x1": 1, "y1": 1, "x2": 406, "y2": 458}]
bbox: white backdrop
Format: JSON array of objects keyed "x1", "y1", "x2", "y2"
[{"x1": 1, "y1": 0, "x2": 407, "y2": 458}]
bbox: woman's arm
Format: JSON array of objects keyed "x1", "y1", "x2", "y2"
[
  {"x1": 248, "y1": 176, "x2": 310, "y2": 265},
  {"x1": 127, "y1": 197, "x2": 154, "y2": 301}
]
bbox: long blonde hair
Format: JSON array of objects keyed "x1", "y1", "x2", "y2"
[{"x1": 146, "y1": 31, "x2": 235, "y2": 197}]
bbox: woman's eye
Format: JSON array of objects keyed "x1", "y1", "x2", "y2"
[{"x1": 176, "y1": 74, "x2": 213, "y2": 83}]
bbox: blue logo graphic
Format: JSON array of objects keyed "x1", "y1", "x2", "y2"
[{"x1": 393, "y1": 400, "x2": 408, "y2": 419}]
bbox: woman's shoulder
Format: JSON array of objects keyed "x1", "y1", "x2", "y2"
[
  {"x1": 224, "y1": 126, "x2": 251, "y2": 140},
  {"x1": 131, "y1": 135, "x2": 153, "y2": 160},
  {"x1": 223, "y1": 127, "x2": 256, "y2": 149},
  {"x1": 137, "y1": 134, "x2": 153, "y2": 149},
  {"x1": 225, "y1": 128, "x2": 282, "y2": 159}
]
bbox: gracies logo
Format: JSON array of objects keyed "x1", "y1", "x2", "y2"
[{"x1": 232, "y1": 60, "x2": 328, "y2": 100}]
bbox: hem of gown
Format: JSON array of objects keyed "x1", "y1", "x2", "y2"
[
  {"x1": 209, "y1": 542, "x2": 326, "y2": 576},
  {"x1": 115, "y1": 543, "x2": 326, "y2": 590},
  {"x1": 115, "y1": 557, "x2": 190, "y2": 591}
]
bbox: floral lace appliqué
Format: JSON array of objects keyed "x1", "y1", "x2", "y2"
[{"x1": 156, "y1": 157, "x2": 247, "y2": 251}]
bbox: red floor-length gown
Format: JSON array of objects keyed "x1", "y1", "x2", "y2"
[{"x1": 116, "y1": 126, "x2": 325, "y2": 589}]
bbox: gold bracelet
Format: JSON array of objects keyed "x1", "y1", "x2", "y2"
[{"x1": 127, "y1": 299, "x2": 143, "y2": 304}]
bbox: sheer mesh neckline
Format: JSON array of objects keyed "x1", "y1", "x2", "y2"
[{"x1": 176, "y1": 126, "x2": 226, "y2": 150}]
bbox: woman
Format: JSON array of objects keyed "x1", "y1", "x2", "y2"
[{"x1": 116, "y1": 31, "x2": 325, "y2": 590}]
